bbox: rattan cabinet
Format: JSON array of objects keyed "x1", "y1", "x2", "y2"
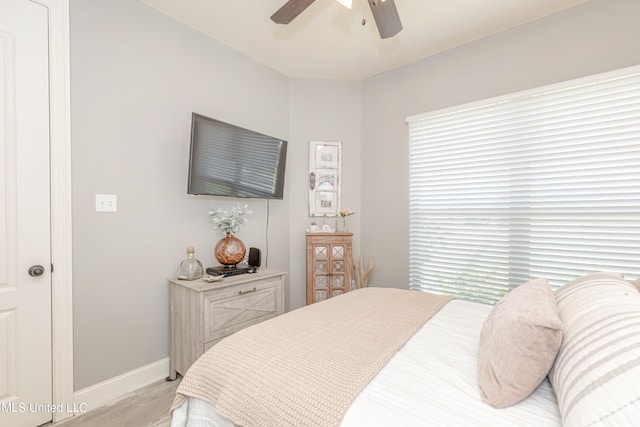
[{"x1": 306, "y1": 232, "x2": 353, "y2": 305}]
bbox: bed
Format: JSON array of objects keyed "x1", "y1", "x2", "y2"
[{"x1": 170, "y1": 272, "x2": 640, "y2": 427}]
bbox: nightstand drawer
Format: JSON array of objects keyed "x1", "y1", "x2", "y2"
[{"x1": 203, "y1": 278, "x2": 281, "y2": 342}]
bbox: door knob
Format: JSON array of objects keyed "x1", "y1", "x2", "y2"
[{"x1": 28, "y1": 265, "x2": 45, "y2": 277}]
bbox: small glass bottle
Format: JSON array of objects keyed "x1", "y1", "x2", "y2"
[{"x1": 177, "y1": 246, "x2": 204, "y2": 281}]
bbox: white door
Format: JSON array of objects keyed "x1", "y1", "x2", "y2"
[{"x1": 0, "y1": 1, "x2": 53, "y2": 426}]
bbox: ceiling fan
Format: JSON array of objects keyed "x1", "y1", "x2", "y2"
[{"x1": 270, "y1": 0, "x2": 403, "y2": 39}]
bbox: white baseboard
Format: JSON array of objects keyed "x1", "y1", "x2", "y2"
[{"x1": 74, "y1": 357, "x2": 170, "y2": 412}]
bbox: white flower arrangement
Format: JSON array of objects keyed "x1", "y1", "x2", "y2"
[{"x1": 208, "y1": 203, "x2": 252, "y2": 234}]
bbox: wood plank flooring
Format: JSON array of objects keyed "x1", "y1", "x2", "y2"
[{"x1": 51, "y1": 378, "x2": 181, "y2": 427}]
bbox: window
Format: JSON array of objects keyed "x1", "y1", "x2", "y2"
[{"x1": 407, "y1": 67, "x2": 640, "y2": 304}]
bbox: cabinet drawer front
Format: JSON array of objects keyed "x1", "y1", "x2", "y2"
[{"x1": 203, "y1": 279, "x2": 281, "y2": 342}]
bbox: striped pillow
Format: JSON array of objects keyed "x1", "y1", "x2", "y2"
[{"x1": 549, "y1": 272, "x2": 640, "y2": 426}]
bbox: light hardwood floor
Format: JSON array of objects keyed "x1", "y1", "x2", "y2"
[{"x1": 51, "y1": 378, "x2": 181, "y2": 427}]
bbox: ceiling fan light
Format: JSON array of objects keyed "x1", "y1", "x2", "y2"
[{"x1": 336, "y1": 0, "x2": 352, "y2": 9}]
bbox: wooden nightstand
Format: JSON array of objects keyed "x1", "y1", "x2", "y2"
[
  {"x1": 168, "y1": 269, "x2": 285, "y2": 379},
  {"x1": 306, "y1": 232, "x2": 353, "y2": 305}
]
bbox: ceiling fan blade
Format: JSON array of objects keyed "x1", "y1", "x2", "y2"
[
  {"x1": 367, "y1": 0, "x2": 403, "y2": 39},
  {"x1": 271, "y1": 0, "x2": 317, "y2": 24}
]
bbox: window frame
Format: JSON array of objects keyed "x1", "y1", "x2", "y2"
[{"x1": 407, "y1": 65, "x2": 640, "y2": 304}]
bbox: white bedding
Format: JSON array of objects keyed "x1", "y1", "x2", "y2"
[{"x1": 172, "y1": 299, "x2": 561, "y2": 427}]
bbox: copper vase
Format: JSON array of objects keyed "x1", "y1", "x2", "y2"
[{"x1": 214, "y1": 233, "x2": 246, "y2": 266}]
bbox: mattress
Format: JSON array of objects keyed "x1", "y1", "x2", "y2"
[{"x1": 171, "y1": 299, "x2": 561, "y2": 427}]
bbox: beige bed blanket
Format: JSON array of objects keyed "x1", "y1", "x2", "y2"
[{"x1": 172, "y1": 287, "x2": 452, "y2": 427}]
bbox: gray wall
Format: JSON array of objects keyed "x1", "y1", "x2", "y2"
[
  {"x1": 287, "y1": 79, "x2": 362, "y2": 310},
  {"x1": 70, "y1": 0, "x2": 363, "y2": 391},
  {"x1": 70, "y1": 0, "x2": 291, "y2": 390},
  {"x1": 360, "y1": 0, "x2": 640, "y2": 289}
]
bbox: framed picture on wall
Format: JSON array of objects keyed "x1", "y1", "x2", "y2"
[
  {"x1": 316, "y1": 169, "x2": 337, "y2": 190},
  {"x1": 314, "y1": 144, "x2": 339, "y2": 169},
  {"x1": 314, "y1": 191, "x2": 338, "y2": 215},
  {"x1": 309, "y1": 141, "x2": 341, "y2": 217}
]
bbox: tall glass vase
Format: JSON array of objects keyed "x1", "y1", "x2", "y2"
[{"x1": 338, "y1": 217, "x2": 349, "y2": 232}]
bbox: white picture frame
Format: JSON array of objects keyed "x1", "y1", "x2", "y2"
[{"x1": 309, "y1": 141, "x2": 341, "y2": 217}]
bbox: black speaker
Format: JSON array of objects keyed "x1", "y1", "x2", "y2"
[{"x1": 248, "y1": 247, "x2": 261, "y2": 268}]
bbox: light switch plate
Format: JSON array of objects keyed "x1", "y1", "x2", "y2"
[{"x1": 96, "y1": 194, "x2": 117, "y2": 212}]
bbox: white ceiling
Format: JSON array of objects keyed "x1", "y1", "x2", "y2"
[{"x1": 139, "y1": 0, "x2": 592, "y2": 80}]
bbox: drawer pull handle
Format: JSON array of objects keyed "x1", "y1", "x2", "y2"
[{"x1": 239, "y1": 287, "x2": 257, "y2": 295}]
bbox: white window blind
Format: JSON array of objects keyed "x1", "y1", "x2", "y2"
[{"x1": 407, "y1": 68, "x2": 640, "y2": 304}]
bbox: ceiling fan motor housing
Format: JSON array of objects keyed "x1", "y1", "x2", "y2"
[{"x1": 271, "y1": 0, "x2": 403, "y2": 39}]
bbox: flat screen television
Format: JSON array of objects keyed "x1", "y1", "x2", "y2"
[{"x1": 188, "y1": 113, "x2": 288, "y2": 199}]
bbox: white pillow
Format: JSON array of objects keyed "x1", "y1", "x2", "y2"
[{"x1": 549, "y1": 272, "x2": 640, "y2": 426}]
